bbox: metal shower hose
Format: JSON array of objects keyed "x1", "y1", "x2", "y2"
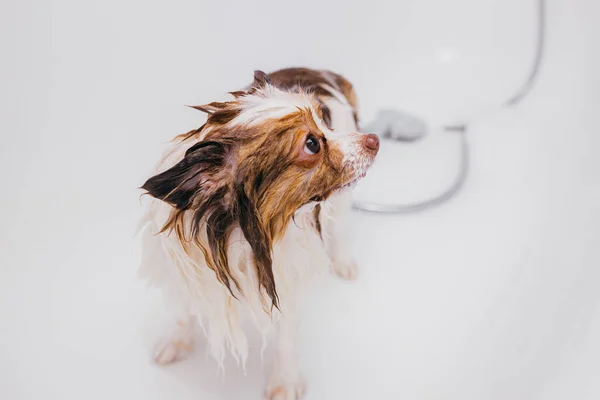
[{"x1": 352, "y1": 0, "x2": 546, "y2": 214}]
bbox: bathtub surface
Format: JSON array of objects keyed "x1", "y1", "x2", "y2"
[{"x1": 1, "y1": 0, "x2": 599, "y2": 399}]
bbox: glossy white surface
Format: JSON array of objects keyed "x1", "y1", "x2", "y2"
[{"x1": 1, "y1": 0, "x2": 599, "y2": 399}]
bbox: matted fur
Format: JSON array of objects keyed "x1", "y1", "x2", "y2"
[{"x1": 138, "y1": 68, "x2": 378, "y2": 370}]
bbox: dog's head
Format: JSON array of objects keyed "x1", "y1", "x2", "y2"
[{"x1": 142, "y1": 71, "x2": 379, "y2": 309}]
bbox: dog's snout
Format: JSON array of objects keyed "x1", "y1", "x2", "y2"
[{"x1": 363, "y1": 134, "x2": 380, "y2": 152}]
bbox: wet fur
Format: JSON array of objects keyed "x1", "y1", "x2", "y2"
[{"x1": 138, "y1": 68, "x2": 378, "y2": 396}]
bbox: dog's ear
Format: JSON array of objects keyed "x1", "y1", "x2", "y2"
[
  {"x1": 252, "y1": 70, "x2": 271, "y2": 88},
  {"x1": 141, "y1": 141, "x2": 229, "y2": 210},
  {"x1": 233, "y1": 183, "x2": 279, "y2": 310}
]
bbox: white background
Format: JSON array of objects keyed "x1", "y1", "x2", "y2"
[{"x1": 1, "y1": 0, "x2": 599, "y2": 399}]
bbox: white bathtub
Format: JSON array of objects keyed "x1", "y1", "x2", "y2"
[{"x1": 1, "y1": 0, "x2": 599, "y2": 399}]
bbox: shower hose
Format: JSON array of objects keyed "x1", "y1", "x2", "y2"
[{"x1": 352, "y1": 0, "x2": 546, "y2": 214}]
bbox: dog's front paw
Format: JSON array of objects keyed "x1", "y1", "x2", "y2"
[
  {"x1": 265, "y1": 375, "x2": 306, "y2": 400},
  {"x1": 332, "y1": 259, "x2": 358, "y2": 281},
  {"x1": 153, "y1": 337, "x2": 193, "y2": 365},
  {"x1": 152, "y1": 319, "x2": 195, "y2": 365}
]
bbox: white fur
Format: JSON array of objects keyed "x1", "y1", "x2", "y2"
[
  {"x1": 139, "y1": 82, "x2": 364, "y2": 399},
  {"x1": 231, "y1": 85, "x2": 314, "y2": 127},
  {"x1": 320, "y1": 95, "x2": 368, "y2": 176},
  {"x1": 139, "y1": 202, "x2": 330, "y2": 370}
]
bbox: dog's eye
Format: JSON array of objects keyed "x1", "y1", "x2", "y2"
[{"x1": 304, "y1": 134, "x2": 321, "y2": 155}]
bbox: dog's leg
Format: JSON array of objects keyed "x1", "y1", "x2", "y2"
[
  {"x1": 152, "y1": 314, "x2": 196, "y2": 365},
  {"x1": 321, "y1": 190, "x2": 358, "y2": 280},
  {"x1": 139, "y1": 222, "x2": 197, "y2": 365},
  {"x1": 265, "y1": 311, "x2": 306, "y2": 400}
]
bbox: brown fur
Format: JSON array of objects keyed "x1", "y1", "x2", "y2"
[
  {"x1": 264, "y1": 67, "x2": 359, "y2": 125},
  {"x1": 141, "y1": 73, "x2": 360, "y2": 310}
]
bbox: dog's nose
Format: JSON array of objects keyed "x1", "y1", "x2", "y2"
[{"x1": 364, "y1": 134, "x2": 380, "y2": 152}]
